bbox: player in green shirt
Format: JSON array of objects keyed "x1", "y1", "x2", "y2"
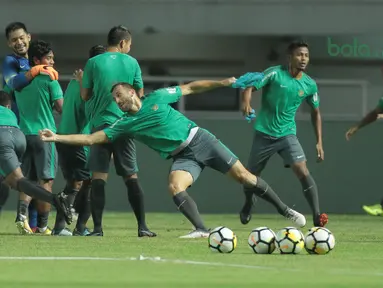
[
  {"x1": 346, "y1": 97, "x2": 383, "y2": 216},
  {"x1": 39, "y1": 78, "x2": 307, "y2": 239},
  {"x1": 0, "y1": 91, "x2": 72, "y2": 226},
  {"x1": 52, "y1": 45, "x2": 107, "y2": 236},
  {"x1": 14, "y1": 40, "x2": 63, "y2": 235},
  {"x1": 77, "y1": 25, "x2": 154, "y2": 237},
  {"x1": 240, "y1": 40, "x2": 328, "y2": 228}
]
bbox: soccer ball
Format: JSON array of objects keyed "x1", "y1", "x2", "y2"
[
  {"x1": 208, "y1": 226, "x2": 237, "y2": 253},
  {"x1": 304, "y1": 227, "x2": 335, "y2": 255},
  {"x1": 275, "y1": 227, "x2": 305, "y2": 254},
  {"x1": 248, "y1": 227, "x2": 276, "y2": 254}
]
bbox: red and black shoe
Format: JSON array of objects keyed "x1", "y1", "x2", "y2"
[{"x1": 314, "y1": 213, "x2": 328, "y2": 227}]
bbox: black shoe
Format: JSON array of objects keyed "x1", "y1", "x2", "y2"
[
  {"x1": 138, "y1": 229, "x2": 157, "y2": 237},
  {"x1": 239, "y1": 195, "x2": 256, "y2": 225},
  {"x1": 86, "y1": 230, "x2": 104, "y2": 236},
  {"x1": 53, "y1": 192, "x2": 72, "y2": 225}
]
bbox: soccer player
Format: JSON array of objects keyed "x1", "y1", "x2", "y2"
[
  {"x1": 14, "y1": 40, "x2": 62, "y2": 235},
  {"x1": 0, "y1": 91, "x2": 72, "y2": 224},
  {"x1": 346, "y1": 98, "x2": 383, "y2": 216},
  {"x1": 2, "y1": 22, "x2": 57, "y2": 230},
  {"x1": 77, "y1": 25, "x2": 155, "y2": 237},
  {"x1": 39, "y1": 78, "x2": 307, "y2": 238},
  {"x1": 53, "y1": 45, "x2": 107, "y2": 236},
  {"x1": 239, "y1": 40, "x2": 328, "y2": 227}
]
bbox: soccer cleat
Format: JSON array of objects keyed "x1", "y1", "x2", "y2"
[
  {"x1": 284, "y1": 208, "x2": 306, "y2": 228},
  {"x1": 239, "y1": 195, "x2": 257, "y2": 225},
  {"x1": 314, "y1": 213, "x2": 328, "y2": 227},
  {"x1": 53, "y1": 192, "x2": 73, "y2": 225},
  {"x1": 138, "y1": 229, "x2": 157, "y2": 238},
  {"x1": 52, "y1": 227, "x2": 73, "y2": 236},
  {"x1": 179, "y1": 229, "x2": 210, "y2": 239},
  {"x1": 15, "y1": 215, "x2": 33, "y2": 235},
  {"x1": 362, "y1": 204, "x2": 383, "y2": 216},
  {"x1": 73, "y1": 227, "x2": 91, "y2": 236},
  {"x1": 35, "y1": 227, "x2": 53, "y2": 235},
  {"x1": 86, "y1": 230, "x2": 104, "y2": 236}
]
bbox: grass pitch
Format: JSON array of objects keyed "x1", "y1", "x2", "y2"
[{"x1": 0, "y1": 212, "x2": 382, "y2": 287}]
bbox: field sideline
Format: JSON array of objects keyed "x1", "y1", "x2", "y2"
[{"x1": 0, "y1": 212, "x2": 382, "y2": 287}]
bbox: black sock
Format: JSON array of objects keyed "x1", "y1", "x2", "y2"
[
  {"x1": 37, "y1": 212, "x2": 49, "y2": 229},
  {"x1": 247, "y1": 177, "x2": 288, "y2": 215},
  {"x1": 54, "y1": 186, "x2": 78, "y2": 231},
  {"x1": 16, "y1": 200, "x2": 29, "y2": 221},
  {"x1": 173, "y1": 191, "x2": 206, "y2": 230},
  {"x1": 76, "y1": 181, "x2": 91, "y2": 232},
  {"x1": 16, "y1": 178, "x2": 54, "y2": 204},
  {"x1": 300, "y1": 174, "x2": 320, "y2": 216},
  {"x1": 0, "y1": 183, "x2": 10, "y2": 211},
  {"x1": 125, "y1": 178, "x2": 147, "y2": 230},
  {"x1": 91, "y1": 179, "x2": 106, "y2": 233}
]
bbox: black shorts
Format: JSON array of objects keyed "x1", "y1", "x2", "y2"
[
  {"x1": 57, "y1": 143, "x2": 90, "y2": 181},
  {"x1": 88, "y1": 124, "x2": 138, "y2": 176},
  {"x1": 0, "y1": 127, "x2": 26, "y2": 178}
]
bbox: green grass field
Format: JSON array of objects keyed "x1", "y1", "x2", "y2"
[{"x1": 0, "y1": 212, "x2": 382, "y2": 287}]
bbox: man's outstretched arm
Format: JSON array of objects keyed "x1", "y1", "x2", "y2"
[
  {"x1": 179, "y1": 77, "x2": 236, "y2": 96},
  {"x1": 39, "y1": 129, "x2": 109, "y2": 146},
  {"x1": 346, "y1": 106, "x2": 383, "y2": 140}
]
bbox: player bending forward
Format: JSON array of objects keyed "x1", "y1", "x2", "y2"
[{"x1": 39, "y1": 78, "x2": 307, "y2": 238}]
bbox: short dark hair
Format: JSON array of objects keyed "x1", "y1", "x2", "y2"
[
  {"x1": 89, "y1": 45, "x2": 106, "y2": 59},
  {"x1": 5, "y1": 22, "x2": 28, "y2": 39},
  {"x1": 107, "y1": 25, "x2": 131, "y2": 46},
  {"x1": 0, "y1": 91, "x2": 12, "y2": 106},
  {"x1": 110, "y1": 82, "x2": 134, "y2": 93},
  {"x1": 287, "y1": 40, "x2": 309, "y2": 55},
  {"x1": 28, "y1": 40, "x2": 53, "y2": 66}
]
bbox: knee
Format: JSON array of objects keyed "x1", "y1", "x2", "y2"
[
  {"x1": 168, "y1": 181, "x2": 188, "y2": 196},
  {"x1": 292, "y1": 163, "x2": 309, "y2": 179},
  {"x1": 124, "y1": 173, "x2": 138, "y2": 182}
]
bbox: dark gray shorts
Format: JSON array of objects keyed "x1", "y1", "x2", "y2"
[
  {"x1": 88, "y1": 124, "x2": 138, "y2": 176},
  {"x1": 57, "y1": 143, "x2": 90, "y2": 181},
  {"x1": 170, "y1": 128, "x2": 238, "y2": 183},
  {"x1": 247, "y1": 131, "x2": 306, "y2": 175},
  {"x1": 21, "y1": 135, "x2": 58, "y2": 181},
  {"x1": 0, "y1": 127, "x2": 26, "y2": 178}
]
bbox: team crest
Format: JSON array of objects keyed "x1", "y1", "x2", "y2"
[
  {"x1": 298, "y1": 90, "x2": 304, "y2": 96},
  {"x1": 151, "y1": 104, "x2": 159, "y2": 111}
]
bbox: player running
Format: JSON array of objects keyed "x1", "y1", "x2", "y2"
[
  {"x1": 346, "y1": 97, "x2": 383, "y2": 216},
  {"x1": 53, "y1": 45, "x2": 107, "y2": 236},
  {"x1": 76, "y1": 25, "x2": 155, "y2": 237},
  {"x1": 0, "y1": 91, "x2": 72, "y2": 225},
  {"x1": 239, "y1": 40, "x2": 328, "y2": 228},
  {"x1": 39, "y1": 78, "x2": 307, "y2": 238},
  {"x1": 14, "y1": 40, "x2": 62, "y2": 235}
]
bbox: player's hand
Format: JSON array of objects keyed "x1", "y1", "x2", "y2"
[
  {"x1": 316, "y1": 143, "x2": 324, "y2": 162},
  {"x1": 221, "y1": 77, "x2": 237, "y2": 87},
  {"x1": 39, "y1": 129, "x2": 57, "y2": 142},
  {"x1": 345, "y1": 126, "x2": 358, "y2": 141},
  {"x1": 30, "y1": 65, "x2": 59, "y2": 81},
  {"x1": 73, "y1": 69, "x2": 83, "y2": 82},
  {"x1": 242, "y1": 103, "x2": 254, "y2": 116}
]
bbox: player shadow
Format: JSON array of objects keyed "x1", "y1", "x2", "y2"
[{"x1": 0, "y1": 232, "x2": 34, "y2": 236}]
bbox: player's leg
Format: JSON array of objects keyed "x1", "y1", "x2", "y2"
[
  {"x1": 241, "y1": 131, "x2": 277, "y2": 224},
  {"x1": 73, "y1": 179, "x2": 92, "y2": 236},
  {"x1": 0, "y1": 182, "x2": 10, "y2": 215},
  {"x1": 113, "y1": 136, "x2": 156, "y2": 237},
  {"x1": 28, "y1": 200, "x2": 38, "y2": 232},
  {"x1": 278, "y1": 135, "x2": 327, "y2": 227}
]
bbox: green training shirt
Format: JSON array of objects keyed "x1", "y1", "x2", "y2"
[{"x1": 0, "y1": 105, "x2": 19, "y2": 128}]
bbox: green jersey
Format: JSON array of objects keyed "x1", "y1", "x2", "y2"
[
  {"x1": 58, "y1": 80, "x2": 88, "y2": 135},
  {"x1": 15, "y1": 75, "x2": 63, "y2": 135},
  {"x1": 83, "y1": 52, "x2": 144, "y2": 129},
  {"x1": 0, "y1": 106, "x2": 19, "y2": 128},
  {"x1": 253, "y1": 65, "x2": 319, "y2": 138},
  {"x1": 104, "y1": 87, "x2": 197, "y2": 159}
]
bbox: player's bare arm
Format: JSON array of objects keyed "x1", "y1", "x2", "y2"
[
  {"x1": 39, "y1": 129, "x2": 109, "y2": 146},
  {"x1": 179, "y1": 78, "x2": 236, "y2": 96},
  {"x1": 346, "y1": 106, "x2": 383, "y2": 140},
  {"x1": 241, "y1": 87, "x2": 255, "y2": 116},
  {"x1": 53, "y1": 99, "x2": 63, "y2": 114},
  {"x1": 74, "y1": 69, "x2": 91, "y2": 101},
  {"x1": 311, "y1": 107, "x2": 324, "y2": 161}
]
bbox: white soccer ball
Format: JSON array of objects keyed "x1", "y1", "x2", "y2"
[
  {"x1": 248, "y1": 227, "x2": 276, "y2": 254},
  {"x1": 208, "y1": 226, "x2": 237, "y2": 253},
  {"x1": 304, "y1": 227, "x2": 335, "y2": 255},
  {"x1": 275, "y1": 227, "x2": 305, "y2": 254}
]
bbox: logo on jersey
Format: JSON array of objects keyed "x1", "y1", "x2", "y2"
[
  {"x1": 298, "y1": 90, "x2": 304, "y2": 96},
  {"x1": 313, "y1": 92, "x2": 318, "y2": 102},
  {"x1": 166, "y1": 87, "x2": 177, "y2": 94},
  {"x1": 151, "y1": 104, "x2": 159, "y2": 111}
]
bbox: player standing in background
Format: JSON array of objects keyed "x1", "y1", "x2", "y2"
[
  {"x1": 53, "y1": 45, "x2": 107, "y2": 236},
  {"x1": 239, "y1": 41, "x2": 328, "y2": 227},
  {"x1": 1, "y1": 22, "x2": 58, "y2": 230},
  {"x1": 14, "y1": 40, "x2": 62, "y2": 235},
  {"x1": 346, "y1": 97, "x2": 383, "y2": 216},
  {"x1": 39, "y1": 78, "x2": 307, "y2": 238},
  {"x1": 0, "y1": 91, "x2": 72, "y2": 224},
  {"x1": 76, "y1": 25, "x2": 155, "y2": 237}
]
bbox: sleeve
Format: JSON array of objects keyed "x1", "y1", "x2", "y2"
[
  {"x1": 153, "y1": 86, "x2": 183, "y2": 104},
  {"x1": 48, "y1": 80, "x2": 64, "y2": 102},
  {"x1": 253, "y1": 66, "x2": 278, "y2": 90},
  {"x1": 305, "y1": 83, "x2": 320, "y2": 109},
  {"x1": 2, "y1": 56, "x2": 29, "y2": 91},
  {"x1": 82, "y1": 59, "x2": 93, "y2": 89},
  {"x1": 133, "y1": 59, "x2": 144, "y2": 89},
  {"x1": 103, "y1": 117, "x2": 133, "y2": 141}
]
